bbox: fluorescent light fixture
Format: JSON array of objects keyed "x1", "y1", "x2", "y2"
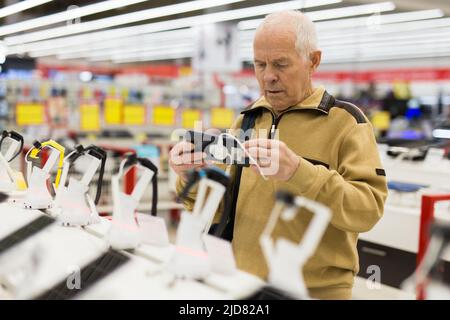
[
  {"x1": 319, "y1": 34, "x2": 450, "y2": 52},
  {"x1": 432, "y1": 129, "x2": 450, "y2": 139},
  {"x1": 0, "y1": 0, "x2": 51, "y2": 19},
  {"x1": 4, "y1": 0, "x2": 247, "y2": 45},
  {"x1": 27, "y1": 28, "x2": 194, "y2": 57},
  {"x1": 321, "y1": 46, "x2": 450, "y2": 63},
  {"x1": 0, "y1": 41, "x2": 5, "y2": 64},
  {"x1": 319, "y1": 17, "x2": 450, "y2": 40},
  {"x1": 321, "y1": 40, "x2": 450, "y2": 57},
  {"x1": 4, "y1": 0, "x2": 340, "y2": 46},
  {"x1": 237, "y1": 1, "x2": 395, "y2": 30},
  {"x1": 113, "y1": 52, "x2": 193, "y2": 64},
  {"x1": 57, "y1": 42, "x2": 194, "y2": 60},
  {"x1": 308, "y1": 2, "x2": 395, "y2": 21},
  {"x1": 107, "y1": 47, "x2": 195, "y2": 63},
  {"x1": 320, "y1": 26, "x2": 450, "y2": 46},
  {"x1": 0, "y1": 0, "x2": 151, "y2": 37},
  {"x1": 7, "y1": 28, "x2": 194, "y2": 56},
  {"x1": 315, "y1": 9, "x2": 443, "y2": 31}
]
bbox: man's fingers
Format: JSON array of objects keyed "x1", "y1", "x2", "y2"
[
  {"x1": 243, "y1": 139, "x2": 275, "y2": 150},
  {"x1": 205, "y1": 128, "x2": 222, "y2": 136},
  {"x1": 170, "y1": 141, "x2": 195, "y2": 157},
  {"x1": 247, "y1": 146, "x2": 272, "y2": 159},
  {"x1": 171, "y1": 151, "x2": 206, "y2": 166}
]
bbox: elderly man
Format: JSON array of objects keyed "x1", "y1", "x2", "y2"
[{"x1": 169, "y1": 11, "x2": 388, "y2": 300}]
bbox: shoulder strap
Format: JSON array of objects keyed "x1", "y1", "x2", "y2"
[{"x1": 221, "y1": 111, "x2": 258, "y2": 241}]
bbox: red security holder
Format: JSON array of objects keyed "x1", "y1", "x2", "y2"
[{"x1": 416, "y1": 193, "x2": 450, "y2": 299}]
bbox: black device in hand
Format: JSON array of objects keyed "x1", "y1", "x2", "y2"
[{"x1": 183, "y1": 130, "x2": 250, "y2": 166}]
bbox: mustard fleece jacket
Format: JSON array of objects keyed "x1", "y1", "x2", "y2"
[{"x1": 176, "y1": 87, "x2": 388, "y2": 299}]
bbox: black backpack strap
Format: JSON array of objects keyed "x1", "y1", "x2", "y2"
[{"x1": 221, "y1": 111, "x2": 258, "y2": 241}]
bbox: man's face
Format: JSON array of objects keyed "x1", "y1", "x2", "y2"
[{"x1": 253, "y1": 27, "x2": 315, "y2": 112}]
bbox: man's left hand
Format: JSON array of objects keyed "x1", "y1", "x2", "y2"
[{"x1": 243, "y1": 139, "x2": 300, "y2": 181}]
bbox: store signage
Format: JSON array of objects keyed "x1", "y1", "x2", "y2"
[
  {"x1": 211, "y1": 107, "x2": 234, "y2": 129},
  {"x1": 80, "y1": 104, "x2": 100, "y2": 131},
  {"x1": 104, "y1": 98, "x2": 122, "y2": 125},
  {"x1": 181, "y1": 109, "x2": 201, "y2": 129},
  {"x1": 371, "y1": 111, "x2": 391, "y2": 131},
  {"x1": 123, "y1": 104, "x2": 145, "y2": 126},
  {"x1": 16, "y1": 103, "x2": 45, "y2": 126},
  {"x1": 152, "y1": 105, "x2": 176, "y2": 126}
]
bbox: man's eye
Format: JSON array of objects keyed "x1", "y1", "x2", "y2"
[
  {"x1": 275, "y1": 63, "x2": 287, "y2": 69},
  {"x1": 256, "y1": 63, "x2": 266, "y2": 68}
]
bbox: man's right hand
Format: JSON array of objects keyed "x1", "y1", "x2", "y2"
[{"x1": 169, "y1": 141, "x2": 206, "y2": 182}]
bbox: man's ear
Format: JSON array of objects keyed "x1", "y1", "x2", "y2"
[{"x1": 310, "y1": 50, "x2": 322, "y2": 72}]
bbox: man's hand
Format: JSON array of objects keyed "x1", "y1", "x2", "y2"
[
  {"x1": 169, "y1": 141, "x2": 206, "y2": 182},
  {"x1": 243, "y1": 139, "x2": 300, "y2": 181}
]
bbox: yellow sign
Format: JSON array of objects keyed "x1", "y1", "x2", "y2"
[
  {"x1": 124, "y1": 104, "x2": 146, "y2": 125},
  {"x1": 182, "y1": 109, "x2": 201, "y2": 128},
  {"x1": 393, "y1": 81, "x2": 410, "y2": 100},
  {"x1": 39, "y1": 84, "x2": 49, "y2": 99},
  {"x1": 108, "y1": 86, "x2": 117, "y2": 97},
  {"x1": 121, "y1": 88, "x2": 129, "y2": 101},
  {"x1": 80, "y1": 104, "x2": 100, "y2": 131},
  {"x1": 152, "y1": 105, "x2": 176, "y2": 126},
  {"x1": 371, "y1": 111, "x2": 391, "y2": 131},
  {"x1": 179, "y1": 66, "x2": 193, "y2": 77},
  {"x1": 82, "y1": 87, "x2": 92, "y2": 100},
  {"x1": 16, "y1": 103, "x2": 45, "y2": 126},
  {"x1": 211, "y1": 108, "x2": 234, "y2": 128},
  {"x1": 104, "y1": 98, "x2": 123, "y2": 124}
]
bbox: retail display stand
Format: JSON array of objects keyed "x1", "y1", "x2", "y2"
[
  {"x1": 53, "y1": 144, "x2": 106, "y2": 227},
  {"x1": 249, "y1": 191, "x2": 331, "y2": 300},
  {"x1": 167, "y1": 167, "x2": 230, "y2": 280},
  {"x1": 107, "y1": 153, "x2": 161, "y2": 250},
  {"x1": 0, "y1": 130, "x2": 26, "y2": 193},
  {"x1": 22, "y1": 140, "x2": 65, "y2": 210}
]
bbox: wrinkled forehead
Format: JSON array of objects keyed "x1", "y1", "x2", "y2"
[
  {"x1": 253, "y1": 26, "x2": 299, "y2": 60},
  {"x1": 253, "y1": 25, "x2": 297, "y2": 51}
]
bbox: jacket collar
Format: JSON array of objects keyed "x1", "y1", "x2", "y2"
[{"x1": 241, "y1": 87, "x2": 335, "y2": 116}]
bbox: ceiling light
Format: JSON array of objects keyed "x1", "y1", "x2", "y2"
[
  {"x1": 4, "y1": 0, "x2": 248, "y2": 45},
  {"x1": 0, "y1": 0, "x2": 151, "y2": 37},
  {"x1": 237, "y1": 2, "x2": 395, "y2": 30},
  {"x1": 4, "y1": 0, "x2": 340, "y2": 46},
  {"x1": 0, "y1": 0, "x2": 51, "y2": 19}
]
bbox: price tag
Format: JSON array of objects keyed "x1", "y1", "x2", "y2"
[
  {"x1": 211, "y1": 107, "x2": 234, "y2": 128},
  {"x1": 80, "y1": 104, "x2": 100, "y2": 131},
  {"x1": 203, "y1": 234, "x2": 237, "y2": 276},
  {"x1": 16, "y1": 103, "x2": 45, "y2": 126},
  {"x1": 104, "y1": 98, "x2": 122, "y2": 124},
  {"x1": 152, "y1": 105, "x2": 175, "y2": 126},
  {"x1": 123, "y1": 104, "x2": 145, "y2": 125},
  {"x1": 182, "y1": 109, "x2": 201, "y2": 128}
]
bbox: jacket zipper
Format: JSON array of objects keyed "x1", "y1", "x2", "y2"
[
  {"x1": 245, "y1": 105, "x2": 328, "y2": 139},
  {"x1": 268, "y1": 112, "x2": 284, "y2": 139}
]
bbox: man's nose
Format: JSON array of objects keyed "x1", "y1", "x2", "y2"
[{"x1": 263, "y1": 68, "x2": 278, "y2": 84}]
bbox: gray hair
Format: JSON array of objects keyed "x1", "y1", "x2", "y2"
[{"x1": 256, "y1": 10, "x2": 318, "y2": 59}]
